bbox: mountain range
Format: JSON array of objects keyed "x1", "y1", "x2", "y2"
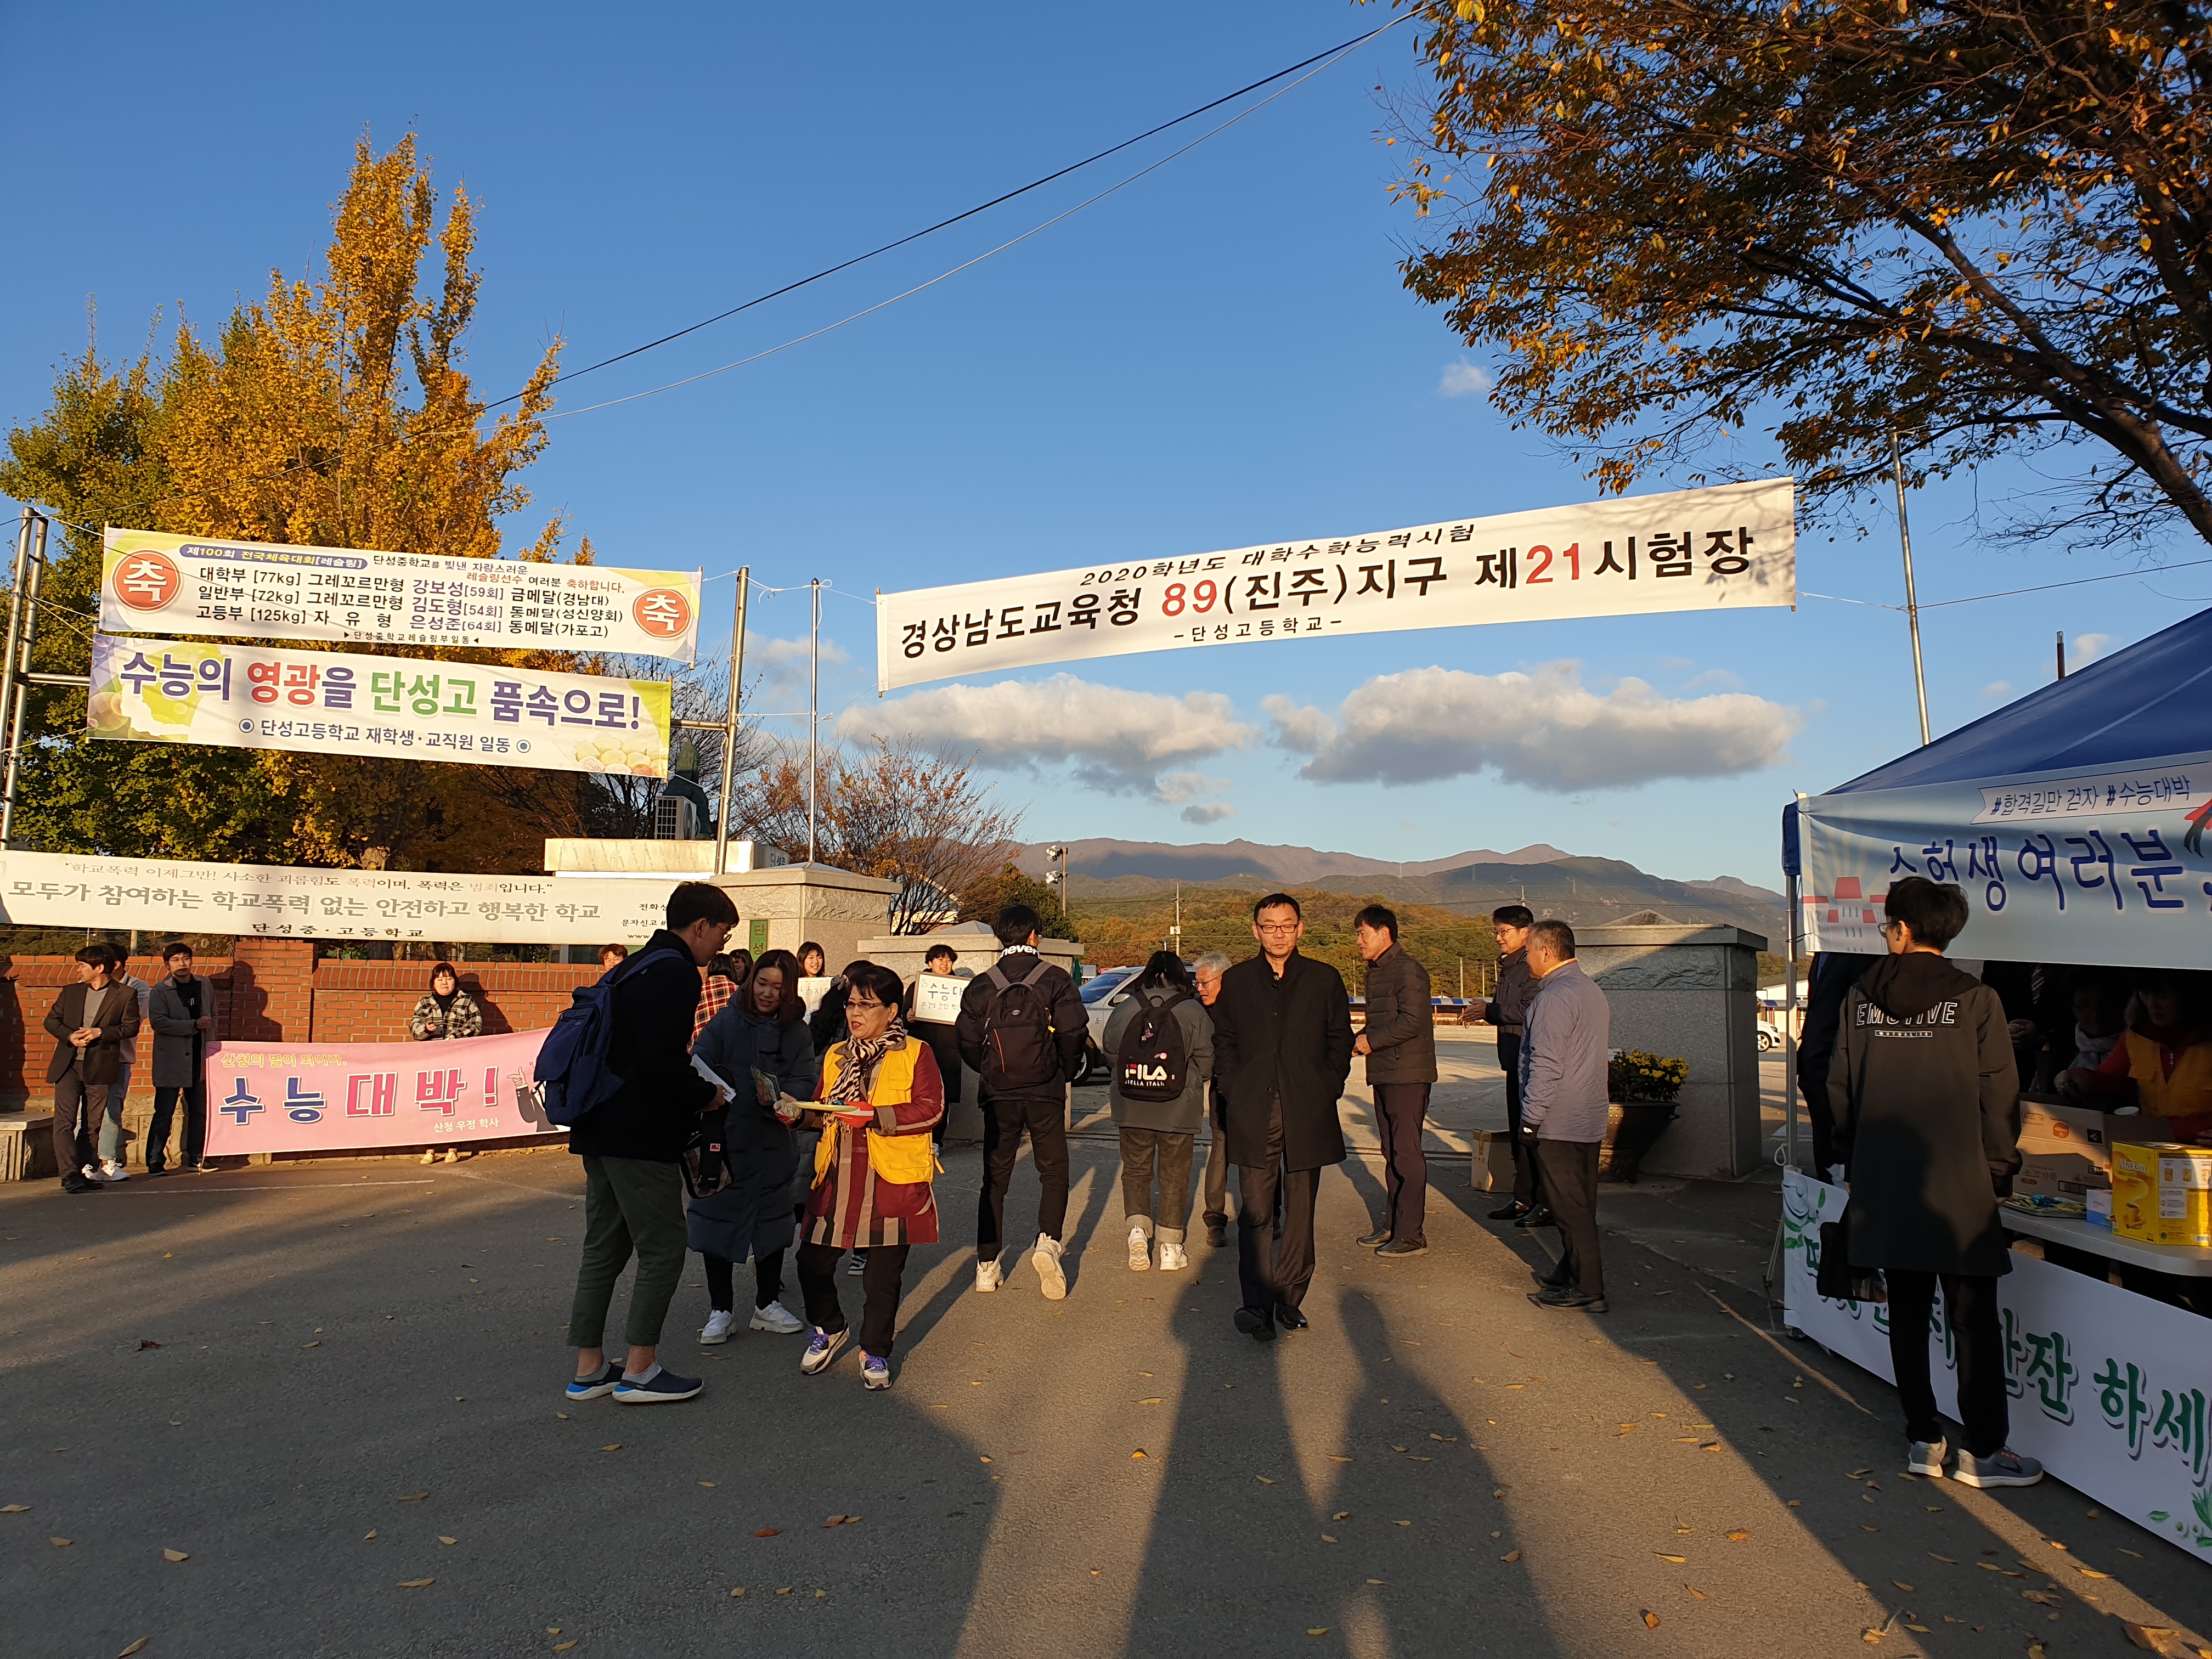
[{"x1": 1014, "y1": 837, "x2": 1785, "y2": 946}]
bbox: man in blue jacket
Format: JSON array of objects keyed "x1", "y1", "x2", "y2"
[
  {"x1": 1520, "y1": 920, "x2": 1611, "y2": 1312},
  {"x1": 566, "y1": 882, "x2": 736, "y2": 1405}
]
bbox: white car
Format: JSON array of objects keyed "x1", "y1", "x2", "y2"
[{"x1": 1075, "y1": 967, "x2": 1144, "y2": 1083}]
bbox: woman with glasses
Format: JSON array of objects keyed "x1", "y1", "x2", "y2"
[{"x1": 783, "y1": 962, "x2": 943, "y2": 1389}]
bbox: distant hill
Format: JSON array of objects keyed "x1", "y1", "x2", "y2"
[{"x1": 1017, "y1": 838, "x2": 1783, "y2": 946}]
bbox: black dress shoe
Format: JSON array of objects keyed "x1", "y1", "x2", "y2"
[
  {"x1": 1375, "y1": 1239, "x2": 1428, "y2": 1259},
  {"x1": 1356, "y1": 1228, "x2": 1391, "y2": 1247},
  {"x1": 1234, "y1": 1306, "x2": 1277, "y2": 1343},
  {"x1": 1273, "y1": 1304, "x2": 1309, "y2": 1331},
  {"x1": 1527, "y1": 1285, "x2": 1607, "y2": 1312},
  {"x1": 60, "y1": 1172, "x2": 102, "y2": 1194},
  {"x1": 1206, "y1": 1225, "x2": 1227, "y2": 1249},
  {"x1": 1488, "y1": 1199, "x2": 1531, "y2": 1222},
  {"x1": 1513, "y1": 1205, "x2": 1555, "y2": 1230},
  {"x1": 1534, "y1": 1262, "x2": 1572, "y2": 1288}
]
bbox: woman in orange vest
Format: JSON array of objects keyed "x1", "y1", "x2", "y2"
[
  {"x1": 780, "y1": 960, "x2": 943, "y2": 1389},
  {"x1": 2066, "y1": 970, "x2": 2212, "y2": 1142}
]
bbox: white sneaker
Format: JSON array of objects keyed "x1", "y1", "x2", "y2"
[
  {"x1": 1158, "y1": 1241, "x2": 1188, "y2": 1272},
  {"x1": 96, "y1": 1160, "x2": 128, "y2": 1183},
  {"x1": 975, "y1": 1255, "x2": 1003, "y2": 1294},
  {"x1": 1033, "y1": 1235, "x2": 1067, "y2": 1301},
  {"x1": 1127, "y1": 1223, "x2": 1150, "y2": 1271},
  {"x1": 698, "y1": 1308, "x2": 739, "y2": 1345},
  {"x1": 420, "y1": 1150, "x2": 436, "y2": 1165},
  {"x1": 749, "y1": 1300, "x2": 804, "y2": 1334},
  {"x1": 1906, "y1": 1436, "x2": 1948, "y2": 1477}
]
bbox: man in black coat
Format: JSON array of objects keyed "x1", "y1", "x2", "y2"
[
  {"x1": 45, "y1": 946, "x2": 140, "y2": 1194},
  {"x1": 1208, "y1": 893, "x2": 1353, "y2": 1341},
  {"x1": 1474, "y1": 905, "x2": 1543, "y2": 1223},
  {"x1": 1829, "y1": 877, "x2": 2039, "y2": 1489}
]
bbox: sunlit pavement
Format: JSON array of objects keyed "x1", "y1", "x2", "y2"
[{"x1": 3, "y1": 1141, "x2": 2205, "y2": 1657}]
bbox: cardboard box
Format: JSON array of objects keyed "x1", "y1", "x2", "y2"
[
  {"x1": 2017, "y1": 1102, "x2": 2170, "y2": 1192},
  {"x1": 2154, "y1": 1144, "x2": 2212, "y2": 1248},
  {"x1": 2112, "y1": 1142, "x2": 2162, "y2": 1242},
  {"x1": 2086, "y1": 1188, "x2": 2113, "y2": 1230},
  {"x1": 2013, "y1": 1165, "x2": 2099, "y2": 1202}
]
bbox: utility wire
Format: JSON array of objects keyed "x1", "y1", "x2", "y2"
[
  {"x1": 489, "y1": 20, "x2": 1404, "y2": 411},
  {"x1": 545, "y1": 23, "x2": 1403, "y2": 422},
  {"x1": 1803, "y1": 553, "x2": 2212, "y2": 611}
]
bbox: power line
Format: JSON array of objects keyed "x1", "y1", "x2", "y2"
[
  {"x1": 488, "y1": 20, "x2": 1404, "y2": 411},
  {"x1": 545, "y1": 25, "x2": 1401, "y2": 422},
  {"x1": 1803, "y1": 553, "x2": 2212, "y2": 611}
]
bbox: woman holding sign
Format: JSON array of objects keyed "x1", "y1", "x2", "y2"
[{"x1": 785, "y1": 962, "x2": 943, "y2": 1390}]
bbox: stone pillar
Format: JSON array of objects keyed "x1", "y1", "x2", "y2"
[
  {"x1": 1575, "y1": 924, "x2": 1767, "y2": 1181},
  {"x1": 708, "y1": 864, "x2": 901, "y2": 968}
]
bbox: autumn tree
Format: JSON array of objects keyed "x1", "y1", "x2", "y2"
[
  {"x1": 0, "y1": 134, "x2": 656, "y2": 869},
  {"x1": 957, "y1": 862, "x2": 1071, "y2": 941},
  {"x1": 1381, "y1": 0, "x2": 2212, "y2": 545},
  {"x1": 735, "y1": 737, "x2": 1022, "y2": 933}
]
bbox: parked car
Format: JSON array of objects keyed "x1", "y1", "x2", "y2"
[{"x1": 1074, "y1": 966, "x2": 1144, "y2": 1084}]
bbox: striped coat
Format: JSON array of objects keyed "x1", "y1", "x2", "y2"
[{"x1": 804, "y1": 1036, "x2": 944, "y2": 1248}]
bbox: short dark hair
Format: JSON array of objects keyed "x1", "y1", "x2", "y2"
[
  {"x1": 428, "y1": 960, "x2": 459, "y2": 988},
  {"x1": 1139, "y1": 949, "x2": 1193, "y2": 992},
  {"x1": 161, "y1": 941, "x2": 193, "y2": 962},
  {"x1": 798, "y1": 941, "x2": 826, "y2": 971},
  {"x1": 1528, "y1": 918, "x2": 1577, "y2": 960},
  {"x1": 1493, "y1": 904, "x2": 1535, "y2": 929},
  {"x1": 994, "y1": 904, "x2": 1042, "y2": 948},
  {"x1": 748, "y1": 948, "x2": 806, "y2": 1026},
  {"x1": 706, "y1": 953, "x2": 743, "y2": 983},
  {"x1": 598, "y1": 943, "x2": 629, "y2": 963},
  {"x1": 843, "y1": 961, "x2": 906, "y2": 1009},
  {"x1": 1252, "y1": 892, "x2": 1301, "y2": 921},
  {"x1": 73, "y1": 945, "x2": 110, "y2": 969},
  {"x1": 667, "y1": 881, "x2": 739, "y2": 931},
  {"x1": 1884, "y1": 877, "x2": 1969, "y2": 951},
  {"x1": 1353, "y1": 904, "x2": 1398, "y2": 941},
  {"x1": 926, "y1": 944, "x2": 958, "y2": 964}
]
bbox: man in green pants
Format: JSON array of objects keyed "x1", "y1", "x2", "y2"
[{"x1": 566, "y1": 882, "x2": 737, "y2": 1405}]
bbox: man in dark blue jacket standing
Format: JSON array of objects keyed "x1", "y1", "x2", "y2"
[{"x1": 566, "y1": 881, "x2": 736, "y2": 1406}]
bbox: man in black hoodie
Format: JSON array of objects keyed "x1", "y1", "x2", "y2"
[
  {"x1": 566, "y1": 882, "x2": 736, "y2": 1406},
  {"x1": 1829, "y1": 876, "x2": 2039, "y2": 1489}
]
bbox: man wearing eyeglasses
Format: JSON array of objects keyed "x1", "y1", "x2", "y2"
[{"x1": 1207, "y1": 893, "x2": 1353, "y2": 1342}]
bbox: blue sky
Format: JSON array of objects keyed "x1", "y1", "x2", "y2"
[{"x1": 5, "y1": 1, "x2": 2207, "y2": 887}]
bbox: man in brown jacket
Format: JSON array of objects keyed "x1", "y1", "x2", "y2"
[
  {"x1": 1353, "y1": 905, "x2": 1437, "y2": 1257},
  {"x1": 46, "y1": 946, "x2": 142, "y2": 1194}
]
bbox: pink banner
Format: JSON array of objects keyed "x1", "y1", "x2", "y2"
[{"x1": 201, "y1": 1030, "x2": 561, "y2": 1158}]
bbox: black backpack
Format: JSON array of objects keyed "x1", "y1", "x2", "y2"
[
  {"x1": 980, "y1": 958, "x2": 1058, "y2": 1091},
  {"x1": 1116, "y1": 989, "x2": 1193, "y2": 1103}
]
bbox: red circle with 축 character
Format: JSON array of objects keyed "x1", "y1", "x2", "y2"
[
  {"x1": 111, "y1": 550, "x2": 183, "y2": 611},
  {"x1": 633, "y1": 586, "x2": 693, "y2": 641}
]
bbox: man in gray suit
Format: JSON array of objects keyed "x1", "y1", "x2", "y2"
[
  {"x1": 45, "y1": 947, "x2": 140, "y2": 1194},
  {"x1": 146, "y1": 942, "x2": 216, "y2": 1176},
  {"x1": 1520, "y1": 920, "x2": 1611, "y2": 1312}
]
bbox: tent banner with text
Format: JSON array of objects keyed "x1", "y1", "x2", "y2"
[
  {"x1": 874, "y1": 479, "x2": 1795, "y2": 691},
  {"x1": 0, "y1": 849, "x2": 673, "y2": 945},
  {"x1": 202, "y1": 1030, "x2": 562, "y2": 1158},
  {"x1": 101, "y1": 527, "x2": 701, "y2": 661},
  {"x1": 88, "y1": 634, "x2": 673, "y2": 778}
]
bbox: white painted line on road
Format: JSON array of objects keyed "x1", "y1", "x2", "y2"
[{"x1": 118, "y1": 1180, "x2": 440, "y2": 1192}]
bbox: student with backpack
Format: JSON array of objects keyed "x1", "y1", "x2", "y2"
[
  {"x1": 957, "y1": 904, "x2": 1087, "y2": 1298},
  {"x1": 1102, "y1": 951, "x2": 1214, "y2": 1273},
  {"x1": 543, "y1": 881, "x2": 738, "y2": 1406}
]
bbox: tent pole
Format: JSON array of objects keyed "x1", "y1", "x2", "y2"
[
  {"x1": 1783, "y1": 871, "x2": 1801, "y2": 1172},
  {"x1": 1889, "y1": 429, "x2": 1932, "y2": 745}
]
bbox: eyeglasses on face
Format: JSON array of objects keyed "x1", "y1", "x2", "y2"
[{"x1": 1255, "y1": 921, "x2": 1301, "y2": 934}]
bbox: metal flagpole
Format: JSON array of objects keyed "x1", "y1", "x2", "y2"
[
  {"x1": 2, "y1": 520, "x2": 48, "y2": 848},
  {"x1": 713, "y1": 567, "x2": 749, "y2": 877},
  {"x1": 807, "y1": 578, "x2": 821, "y2": 865},
  {"x1": 0, "y1": 508, "x2": 35, "y2": 786},
  {"x1": 1889, "y1": 429, "x2": 1932, "y2": 746}
]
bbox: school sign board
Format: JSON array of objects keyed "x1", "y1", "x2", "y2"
[
  {"x1": 88, "y1": 634, "x2": 673, "y2": 778},
  {"x1": 874, "y1": 479, "x2": 1796, "y2": 692},
  {"x1": 101, "y1": 528, "x2": 702, "y2": 661},
  {"x1": 1783, "y1": 1172, "x2": 2212, "y2": 1562},
  {"x1": 0, "y1": 849, "x2": 670, "y2": 946}
]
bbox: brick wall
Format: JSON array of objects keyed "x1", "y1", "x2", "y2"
[{"x1": 309, "y1": 962, "x2": 603, "y2": 1043}]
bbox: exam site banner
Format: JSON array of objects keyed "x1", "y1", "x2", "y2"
[
  {"x1": 88, "y1": 634, "x2": 673, "y2": 778},
  {"x1": 0, "y1": 848, "x2": 670, "y2": 946},
  {"x1": 874, "y1": 478, "x2": 1796, "y2": 691},
  {"x1": 1782, "y1": 1172, "x2": 2212, "y2": 1562},
  {"x1": 202, "y1": 1029, "x2": 560, "y2": 1158},
  {"x1": 101, "y1": 528, "x2": 702, "y2": 661}
]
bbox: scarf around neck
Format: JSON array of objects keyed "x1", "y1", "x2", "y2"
[{"x1": 826, "y1": 1020, "x2": 910, "y2": 1110}]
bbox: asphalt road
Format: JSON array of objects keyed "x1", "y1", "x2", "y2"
[{"x1": 3, "y1": 1143, "x2": 2207, "y2": 1658}]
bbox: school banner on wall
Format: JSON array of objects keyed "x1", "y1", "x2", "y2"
[
  {"x1": 874, "y1": 478, "x2": 1796, "y2": 692},
  {"x1": 87, "y1": 634, "x2": 673, "y2": 778},
  {"x1": 1782, "y1": 1172, "x2": 2212, "y2": 1562},
  {"x1": 101, "y1": 528, "x2": 702, "y2": 661},
  {"x1": 1797, "y1": 750, "x2": 2212, "y2": 969},
  {"x1": 202, "y1": 1030, "x2": 561, "y2": 1158},
  {"x1": 0, "y1": 849, "x2": 672, "y2": 945}
]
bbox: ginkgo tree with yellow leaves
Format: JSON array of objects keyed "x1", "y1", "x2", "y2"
[{"x1": 1, "y1": 134, "x2": 682, "y2": 872}]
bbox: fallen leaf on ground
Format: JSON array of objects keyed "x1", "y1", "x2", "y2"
[
  {"x1": 1929, "y1": 1554, "x2": 1956, "y2": 1564},
  {"x1": 163, "y1": 1548, "x2": 188, "y2": 1562},
  {"x1": 754, "y1": 1528, "x2": 781, "y2": 1538},
  {"x1": 438, "y1": 1536, "x2": 457, "y2": 1545},
  {"x1": 1256, "y1": 1476, "x2": 1276, "y2": 1485},
  {"x1": 50, "y1": 1537, "x2": 70, "y2": 1547},
  {"x1": 1137, "y1": 1398, "x2": 1163, "y2": 1405},
  {"x1": 1307, "y1": 1629, "x2": 1329, "y2": 1637},
  {"x1": 815, "y1": 1591, "x2": 827, "y2": 1600},
  {"x1": 555, "y1": 1414, "x2": 569, "y2": 1421},
  {"x1": 1396, "y1": 1521, "x2": 1412, "y2": 1528},
  {"x1": 1, "y1": 1505, "x2": 27, "y2": 1514},
  {"x1": 1726, "y1": 1530, "x2": 1750, "y2": 1542},
  {"x1": 730, "y1": 1588, "x2": 744, "y2": 1598},
  {"x1": 398, "y1": 1578, "x2": 435, "y2": 1588},
  {"x1": 398, "y1": 1493, "x2": 428, "y2": 1503},
  {"x1": 1657, "y1": 1554, "x2": 1688, "y2": 1563},
  {"x1": 301, "y1": 1341, "x2": 319, "y2": 1349},
  {"x1": 599, "y1": 1445, "x2": 620, "y2": 1453},
  {"x1": 775, "y1": 1587, "x2": 791, "y2": 1595},
  {"x1": 1905, "y1": 1626, "x2": 1929, "y2": 1634},
  {"x1": 1333, "y1": 1511, "x2": 1351, "y2": 1521},
  {"x1": 1321, "y1": 1535, "x2": 1338, "y2": 1544},
  {"x1": 553, "y1": 1645, "x2": 577, "y2": 1654},
  {"x1": 138, "y1": 1340, "x2": 160, "y2": 1351},
  {"x1": 1787, "y1": 1499, "x2": 1802, "y2": 1508},
  {"x1": 1132, "y1": 1451, "x2": 1147, "y2": 1459},
  {"x1": 2121, "y1": 1626, "x2": 2183, "y2": 1655},
  {"x1": 1891, "y1": 1581, "x2": 1912, "y2": 1591},
  {"x1": 1328, "y1": 1455, "x2": 1352, "y2": 1463},
  {"x1": 1391, "y1": 1445, "x2": 1409, "y2": 1453},
  {"x1": 1502, "y1": 1550, "x2": 1522, "y2": 1562},
  {"x1": 364, "y1": 1530, "x2": 377, "y2": 1541},
  {"x1": 1643, "y1": 1611, "x2": 1661, "y2": 1628},
  {"x1": 1687, "y1": 1587, "x2": 1709, "y2": 1601},
  {"x1": 699, "y1": 1482, "x2": 716, "y2": 1489},
  {"x1": 2077, "y1": 1566, "x2": 2112, "y2": 1579},
  {"x1": 117, "y1": 1643, "x2": 150, "y2": 1658}
]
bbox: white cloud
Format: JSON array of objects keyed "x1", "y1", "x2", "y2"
[
  {"x1": 1982, "y1": 680, "x2": 2015, "y2": 702},
  {"x1": 1439, "y1": 360, "x2": 1495, "y2": 398},
  {"x1": 1681, "y1": 666, "x2": 1746, "y2": 690},
  {"x1": 1181, "y1": 803, "x2": 1234, "y2": 825},
  {"x1": 840, "y1": 673, "x2": 1252, "y2": 799},
  {"x1": 748, "y1": 634, "x2": 850, "y2": 696},
  {"x1": 1264, "y1": 662, "x2": 1801, "y2": 792},
  {"x1": 2071, "y1": 632, "x2": 2113, "y2": 664}
]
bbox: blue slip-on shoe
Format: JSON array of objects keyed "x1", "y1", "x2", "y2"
[
  {"x1": 861, "y1": 1352, "x2": 892, "y2": 1391},
  {"x1": 566, "y1": 1362, "x2": 621, "y2": 1402},
  {"x1": 613, "y1": 1367, "x2": 703, "y2": 1404},
  {"x1": 801, "y1": 1326, "x2": 850, "y2": 1376}
]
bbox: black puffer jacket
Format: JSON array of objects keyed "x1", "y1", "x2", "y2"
[
  {"x1": 1828, "y1": 953, "x2": 2021, "y2": 1277},
  {"x1": 567, "y1": 931, "x2": 719, "y2": 1163}
]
